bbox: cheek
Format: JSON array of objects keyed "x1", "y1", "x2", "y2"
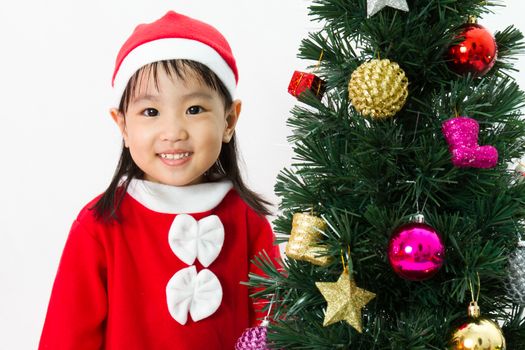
[
  {"x1": 200, "y1": 129, "x2": 224, "y2": 154},
  {"x1": 127, "y1": 125, "x2": 155, "y2": 147},
  {"x1": 204, "y1": 134, "x2": 221, "y2": 146},
  {"x1": 195, "y1": 120, "x2": 223, "y2": 142}
]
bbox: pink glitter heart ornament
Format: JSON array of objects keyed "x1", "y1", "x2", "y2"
[{"x1": 442, "y1": 116, "x2": 498, "y2": 168}]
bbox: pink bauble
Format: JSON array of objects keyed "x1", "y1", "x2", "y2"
[
  {"x1": 388, "y1": 222, "x2": 445, "y2": 281},
  {"x1": 235, "y1": 324, "x2": 269, "y2": 350}
]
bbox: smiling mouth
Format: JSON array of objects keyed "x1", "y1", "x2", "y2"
[{"x1": 159, "y1": 152, "x2": 192, "y2": 160}]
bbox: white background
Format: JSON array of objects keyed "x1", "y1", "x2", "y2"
[{"x1": 1, "y1": 1, "x2": 524, "y2": 349}]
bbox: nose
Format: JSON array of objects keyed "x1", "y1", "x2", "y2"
[{"x1": 159, "y1": 114, "x2": 189, "y2": 142}]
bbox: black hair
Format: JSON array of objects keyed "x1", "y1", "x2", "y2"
[{"x1": 91, "y1": 59, "x2": 272, "y2": 222}]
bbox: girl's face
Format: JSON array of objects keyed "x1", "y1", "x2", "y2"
[{"x1": 110, "y1": 67, "x2": 240, "y2": 186}]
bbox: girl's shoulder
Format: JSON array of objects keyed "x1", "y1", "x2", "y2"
[
  {"x1": 223, "y1": 189, "x2": 270, "y2": 226},
  {"x1": 72, "y1": 193, "x2": 108, "y2": 229}
]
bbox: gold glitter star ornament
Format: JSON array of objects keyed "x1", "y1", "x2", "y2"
[
  {"x1": 367, "y1": 0, "x2": 409, "y2": 17},
  {"x1": 316, "y1": 270, "x2": 376, "y2": 332}
]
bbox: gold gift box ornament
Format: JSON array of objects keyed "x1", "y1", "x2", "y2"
[{"x1": 285, "y1": 213, "x2": 331, "y2": 266}]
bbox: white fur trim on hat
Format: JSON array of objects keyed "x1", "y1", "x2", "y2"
[{"x1": 112, "y1": 38, "x2": 237, "y2": 107}]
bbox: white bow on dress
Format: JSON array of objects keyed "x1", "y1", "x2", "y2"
[
  {"x1": 168, "y1": 214, "x2": 225, "y2": 267},
  {"x1": 166, "y1": 266, "x2": 223, "y2": 325}
]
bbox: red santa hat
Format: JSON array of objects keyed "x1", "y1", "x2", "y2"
[{"x1": 111, "y1": 11, "x2": 238, "y2": 107}]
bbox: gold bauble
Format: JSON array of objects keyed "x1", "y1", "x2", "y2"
[
  {"x1": 285, "y1": 213, "x2": 331, "y2": 266},
  {"x1": 448, "y1": 301, "x2": 506, "y2": 350},
  {"x1": 348, "y1": 58, "x2": 408, "y2": 119},
  {"x1": 448, "y1": 318, "x2": 505, "y2": 350}
]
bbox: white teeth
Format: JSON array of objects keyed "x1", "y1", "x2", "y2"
[{"x1": 160, "y1": 152, "x2": 190, "y2": 160}]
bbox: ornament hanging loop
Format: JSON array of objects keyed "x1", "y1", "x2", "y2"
[
  {"x1": 468, "y1": 272, "x2": 481, "y2": 302},
  {"x1": 340, "y1": 252, "x2": 347, "y2": 273},
  {"x1": 313, "y1": 50, "x2": 324, "y2": 73},
  {"x1": 341, "y1": 245, "x2": 353, "y2": 274},
  {"x1": 261, "y1": 293, "x2": 276, "y2": 327},
  {"x1": 410, "y1": 179, "x2": 428, "y2": 220},
  {"x1": 312, "y1": 51, "x2": 324, "y2": 96},
  {"x1": 467, "y1": 272, "x2": 481, "y2": 318},
  {"x1": 467, "y1": 272, "x2": 481, "y2": 317}
]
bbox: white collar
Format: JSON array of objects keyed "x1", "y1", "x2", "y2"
[{"x1": 126, "y1": 178, "x2": 233, "y2": 214}]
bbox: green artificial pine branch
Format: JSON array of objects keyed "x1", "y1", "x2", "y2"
[{"x1": 247, "y1": 0, "x2": 525, "y2": 348}]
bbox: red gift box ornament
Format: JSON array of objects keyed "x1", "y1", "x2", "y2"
[
  {"x1": 288, "y1": 70, "x2": 326, "y2": 100},
  {"x1": 288, "y1": 50, "x2": 326, "y2": 100}
]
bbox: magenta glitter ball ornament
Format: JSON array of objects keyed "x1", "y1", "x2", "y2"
[
  {"x1": 388, "y1": 218, "x2": 445, "y2": 281},
  {"x1": 235, "y1": 319, "x2": 269, "y2": 350}
]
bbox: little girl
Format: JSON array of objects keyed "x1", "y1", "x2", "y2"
[{"x1": 39, "y1": 11, "x2": 279, "y2": 349}]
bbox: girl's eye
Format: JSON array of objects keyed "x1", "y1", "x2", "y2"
[
  {"x1": 187, "y1": 106, "x2": 204, "y2": 115},
  {"x1": 142, "y1": 108, "x2": 159, "y2": 117}
]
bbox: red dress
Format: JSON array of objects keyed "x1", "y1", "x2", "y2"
[{"x1": 39, "y1": 179, "x2": 279, "y2": 350}]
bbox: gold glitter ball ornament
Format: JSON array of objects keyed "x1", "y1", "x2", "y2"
[
  {"x1": 316, "y1": 269, "x2": 376, "y2": 332},
  {"x1": 285, "y1": 213, "x2": 331, "y2": 266},
  {"x1": 448, "y1": 301, "x2": 506, "y2": 350},
  {"x1": 348, "y1": 58, "x2": 408, "y2": 119}
]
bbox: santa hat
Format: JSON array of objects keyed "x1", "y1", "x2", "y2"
[{"x1": 111, "y1": 11, "x2": 238, "y2": 107}]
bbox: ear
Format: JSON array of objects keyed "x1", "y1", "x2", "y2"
[
  {"x1": 223, "y1": 99, "x2": 241, "y2": 143},
  {"x1": 110, "y1": 108, "x2": 129, "y2": 147}
]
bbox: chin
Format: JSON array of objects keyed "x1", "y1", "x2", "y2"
[{"x1": 148, "y1": 175, "x2": 204, "y2": 187}]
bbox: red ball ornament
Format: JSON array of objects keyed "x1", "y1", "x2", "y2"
[
  {"x1": 388, "y1": 215, "x2": 445, "y2": 281},
  {"x1": 447, "y1": 21, "x2": 497, "y2": 76}
]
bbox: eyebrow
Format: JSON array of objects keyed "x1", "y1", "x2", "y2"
[
  {"x1": 181, "y1": 92, "x2": 214, "y2": 100},
  {"x1": 130, "y1": 94, "x2": 160, "y2": 104},
  {"x1": 131, "y1": 91, "x2": 214, "y2": 104}
]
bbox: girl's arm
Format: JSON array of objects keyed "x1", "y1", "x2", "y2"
[
  {"x1": 39, "y1": 219, "x2": 107, "y2": 350},
  {"x1": 247, "y1": 209, "x2": 281, "y2": 326}
]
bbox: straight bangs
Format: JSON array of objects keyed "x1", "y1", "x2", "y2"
[{"x1": 119, "y1": 59, "x2": 232, "y2": 113}]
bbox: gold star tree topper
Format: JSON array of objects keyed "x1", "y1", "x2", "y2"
[
  {"x1": 367, "y1": 0, "x2": 409, "y2": 17},
  {"x1": 316, "y1": 269, "x2": 376, "y2": 332}
]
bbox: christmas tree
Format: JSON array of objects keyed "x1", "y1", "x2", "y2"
[{"x1": 245, "y1": 0, "x2": 525, "y2": 349}]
